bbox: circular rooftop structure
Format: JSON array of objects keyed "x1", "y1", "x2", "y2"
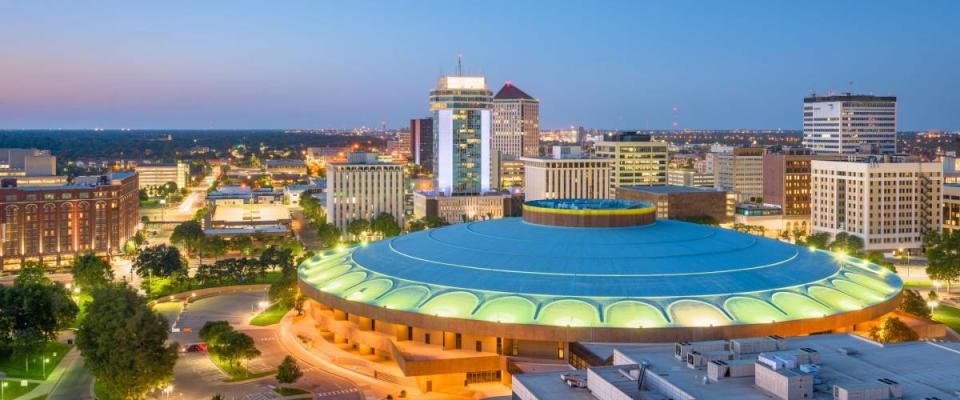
[
  {"x1": 299, "y1": 204, "x2": 902, "y2": 341},
  {"x1": 522, "y1": 199, "x2": 656, "y2": 227}
]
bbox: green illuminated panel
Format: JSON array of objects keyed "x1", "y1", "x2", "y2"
[
  {"x1": 605, "y1": 301, "x2": 668, "y2": 328},
  {"x1": 322, "y1": 271, "x2": 367, "y2": 295},
  {"x1": 375, "y1": 286, "x2": 430, "y2": 311},
  {"x1": 418, "y1": 291, "x2": 480, "y2": 319},
  {"x1": 473, "y1": 296, "x2": 536, "y2": 324},
  {"x1": 724, "y1": 297, "x2": 788, "y2": 324},
  {"x1": 831, "y1": 279, "x2": 884, "y2": 303},
  {"x1": 808, "y1": 286, "x2": 863, "y2": 311},
  {"x1": 771, "y1": 292, "x2": 832, "y2": 319},
  {"x1": 844, "y1": 272, "x2": 895, "y2": 295},
  {"x1": 668, "y1": 300, "x2": 730, "y2": 327},
  {"x1": 303, "y1": 264, "x2": 351, "y2": 285},
  {"x1": 538, "y1": 300, "x2": 600, "y2": 327},
  {"x1": 341, "y1": 278, "x2": 394, "y2": 302}
]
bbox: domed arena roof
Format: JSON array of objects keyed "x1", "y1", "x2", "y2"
[{"x1": 298, "y1": 202, "x2": 902, "y2": 329}]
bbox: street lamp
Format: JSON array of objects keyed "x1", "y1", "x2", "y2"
[
  {"x1": 163, "y1": 384, "x2": 174, "y2": 398},
  {"x1": 934, "y1": 280, "x2": 942, "y2": 296},
  {"x1": 42, "y1": 358, "x2": 49, "y2": 378},
  {"x1": 1, "y1": 380, "x2": 6, "y2": 400}
]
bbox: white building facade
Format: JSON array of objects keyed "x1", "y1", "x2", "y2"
[
  {"x1": 326, "y1": 153, "x2": 404, "y2": 231},
  {"x1": 802, "y1": 94, "x2": 897, "y2": 155},
  {"x1": 810, "y1": 159, "x2": 942, "y2": 253}
]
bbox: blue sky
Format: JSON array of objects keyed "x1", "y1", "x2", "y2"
[{"x1": 1, "y1": 1, "x2": 958, "y2": 130}]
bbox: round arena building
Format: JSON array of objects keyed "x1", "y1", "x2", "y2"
[{"x1": 297, "y1": 199, "x2": 902, "y2": 390}]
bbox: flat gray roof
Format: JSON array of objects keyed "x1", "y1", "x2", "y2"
[
  {"x1": 621, "y1": 185, "x2": 721, "y2": 194},
  {"x1": 522, "y1": 334, "x2": 960, "y2": 399}
]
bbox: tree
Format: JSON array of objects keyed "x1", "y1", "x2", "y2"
[
  {"x1": 864, "y1": 251, "x2": 896, "y2": 272},
  {"x1": 370, "y1": 212, "x2": 401, "y2": 237},
  {"x1": 193, "y1": 207, "x2": 209, "y2": 222},
  {"x1": 134, "y1": 245, "x2": 187, "y2": 280},
  {"x1": 801, "y1": 232, "x2": 831, "y2": 249},
  {"x1": 925, "y1": 230, "x2": 960, "y2": 290},
  {"x1": 213, "y1": 330, "x2": 260, "y2": 367},
  {"x1": 72, "y1": 253, "x2": 114, "y2": 290},
  {"x1": 198, "y1": 236, "x2": 228, "y2": 264},
  {"x1": 170, "y1": 220, "x2": 205, "y2": 254},
  {"x1": 275, "y1": 356, "x2": 303, "y2": 389},
  {"x1": 76, "y1": 284, "x2": 177, "y2": 399},
  {"x1": 869, "y1": 316, "x2": 918, "y2": 343},
  {"x1": 198, "y1": 320, "x2": 234, "y2": 345},
  {"x1": 15, "y1": 260, "x2": 50, "y2": 286},
  {"x1": 346, "y1": 219, "x2": 370, "y2": 237},
  {"x1": 898, "y1": 289, "x2": 932, "y2": 319},
  {"x1": 0, "y1": 278, "x2": 78, "y2": 372},
  {"x1": 211, "y1": 395, "x2": 225, "y2": 400},
  {"x1": 316, "y1": 223, "x2": 342, "y2": 248}
]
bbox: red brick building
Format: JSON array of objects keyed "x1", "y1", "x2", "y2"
[{"x1": 0, "y1": 172, "x2": 139, "y2": 270}]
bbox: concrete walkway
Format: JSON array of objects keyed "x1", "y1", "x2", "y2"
[{"x1": 20, "y1": 347, "x2": 92, "y2": 400}]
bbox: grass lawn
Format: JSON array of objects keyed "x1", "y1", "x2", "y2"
[
  {"x1": 903, "y1": 280, "x2": 933, "y2": 288},
  {"x1": 0, "y1": 342, "x2": 72, "y2": 380},
  {"x1": 249, "y1": 303, "x2": 291, "y2": 326},
  {"x1": 0, "y1": 379, "x2": 40, "y2": 399},
  {"x1": 273, "y1": 387, "x2": 309, "y2": 396},
  {"x1": 210, "y1": 354, "x2": 275, "y2": 382},
  {"x1": 933, "y1": 305, "x2": 960, "y2": 332}
]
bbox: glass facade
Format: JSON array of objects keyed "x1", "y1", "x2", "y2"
[{"x1": 430, "y1": 77, "x2": 492, "y2": 195}]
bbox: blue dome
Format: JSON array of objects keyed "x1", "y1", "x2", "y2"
[{"x1": 299, "y1": 218, "x2": 902, "y2": 328}]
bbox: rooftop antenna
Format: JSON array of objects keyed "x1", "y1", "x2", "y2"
[{"x1": 457, "y1": 53, "x2": 463, "y2": 76}]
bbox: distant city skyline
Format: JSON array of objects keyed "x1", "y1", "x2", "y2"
[{"x1": 1, "y1": 1, "x2": 959, "y2": 130}]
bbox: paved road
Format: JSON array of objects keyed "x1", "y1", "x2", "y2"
[
  {"x1": 163, "y1": 291, "x2": 362, "y2": 400},
  {"x1": 47, "y1": 355, "x2": 94, "y2": 400}
]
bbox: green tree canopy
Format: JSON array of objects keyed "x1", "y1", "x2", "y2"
[
  {"x1": 76, "y1": 284, "x2": 177, "y2": 399},
  {"x1": 0, "y1": 278, "x2": 78, "y2": 362},
  {"x1": 134, "y1": 245, "x2": 187, "y2": 279},
  {"x1": 275, "y1": 355, "x2": 303, "y2": 387},
  {"x1": 15, "y1": 260, "x2": 50, "y2": 286},
  {"x1": 869, "y1": 316, "x2": 918, "y2": 343},
  {"x1": 170, "y1": 220, "x2": 205, "y2": 253},
  {"x1": 898, "y1": 289, "x2": 931, "y2": 319},
  {"x1": 213, "y1": 330, "x2": 260, "y2": 367},
  {"x1": 316, "y1": 223, "x2": 342, "y2": 248},
  {"x1": 925, "y1": 230, "x2": 960, "y2": 285},
  {"x1": 799, "y1": 232, "x2": 831, "y2": 249},
  {"x1": 346, "y1": 219, "x2": 370, "y2": 237},
  {"x1": 198, "y1": 320, "x2": 234, "y2": 346},
  {"x1": 72, "y1": 253, "x2": 114, "y2": 290},
  {"x1": 370, "y1": 212, "x2": 401, "y2": 237}
]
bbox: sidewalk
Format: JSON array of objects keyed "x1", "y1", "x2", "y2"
[{"x1": 20, "y1": 347, "x2": 88, "y2": 399}]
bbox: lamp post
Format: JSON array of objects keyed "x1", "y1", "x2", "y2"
[
  {"x1": 1, "y1": 380, "x2": 6, "y2": 400},
  {"x1": 42, "y1": 357, "x2": 49, "y2": 378}
]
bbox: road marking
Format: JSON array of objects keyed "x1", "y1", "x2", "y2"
[{"x1": 314, "y1": 387, "x2": 359, "y2": 397}]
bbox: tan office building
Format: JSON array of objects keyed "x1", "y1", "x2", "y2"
[
  {"x1": 326, "y1": 153, "x2": 404, "y2": 231},
  {"x1": 522, "y1": 156, "x2": 611, "y2": 201},
  {"x1": 594, "y1": 132, "x2": 667, "y2": 197},
  {"x1": 810, "y1": 159, "x2": 942, "y2": 253},
  {"x1": 135, "y1": 162, "x2": 189, "y2": 190},
  {"x1": 714, "y1": 147, "x2": 765, "y2": 202}
]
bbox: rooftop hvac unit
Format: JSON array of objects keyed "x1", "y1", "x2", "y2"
[{"x1": 837, "y1": 347, "x2": 858, "y2": 356}]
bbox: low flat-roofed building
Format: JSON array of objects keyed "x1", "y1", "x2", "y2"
[
  {"x1": 264, "y1": 159, "x2": 308, "y2": 175},
  {"x1": 210, "y1": 204, "x2": 291, "y2": 228},
  {"x1": 413, "y1": 191, "x2": 515, "y2": 225},
  {"x1": 668, "y1": 168, "x2": 715, "y2": 188},
  {"x1": 616, "y1": 185, "x2": 729, "y2": 223},
  {"x1": 135, "y1": 162, "x2": 189, "y2": 191},
  {"x1": 514, "y1": 334, "x2": 960, "y2": 400},
  {"x1": 734, "y1": 203, "x2": 810, "y2": 238}
]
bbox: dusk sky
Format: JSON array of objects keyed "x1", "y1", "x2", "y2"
[{"x1": 1, "y1": 1, "x2": 958, "y2": 130}]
